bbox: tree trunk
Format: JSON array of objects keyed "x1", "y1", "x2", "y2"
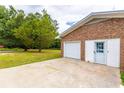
[
  {"x1": 39, "y1": 48, "x2": 42, "y2": 52},
  {"x1": 24, "y1": 48, "x2": 28, "y2": 51}
]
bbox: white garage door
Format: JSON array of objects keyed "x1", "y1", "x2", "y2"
[
  {"x1": 64, "y1": 41, "x2": 80, "y2": 59},
  {"x1": 85, "y1": 38, "x2": 120, "y2": 67}
]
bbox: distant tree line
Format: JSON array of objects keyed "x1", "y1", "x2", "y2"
[
  {"x1": 0, "y1": 5, "x2": 60, "y2": 51},
  {"x1": 50, "y1": 38, "x2": 61, "y2": 49}
]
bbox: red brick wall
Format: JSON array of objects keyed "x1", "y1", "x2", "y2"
[{"x1": 61, "y1": 18, "x2": 124, "y2": 71}]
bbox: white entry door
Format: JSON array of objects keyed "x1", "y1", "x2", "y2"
[{"x1": 95, "y1": 42, "x2": 106, "y2": 64}]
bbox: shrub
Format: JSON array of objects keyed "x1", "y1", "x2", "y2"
[{"x1": 121, "y1": 72, "x2": 124, "y2": 85}]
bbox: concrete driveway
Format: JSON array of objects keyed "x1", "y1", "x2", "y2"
[{"x1": 0, "y1": 58, "x2": 120, "y2": 88}]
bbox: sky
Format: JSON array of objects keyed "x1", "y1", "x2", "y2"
[{"x1": 6, "y1": 4, "x2": 124, "y2": 34}]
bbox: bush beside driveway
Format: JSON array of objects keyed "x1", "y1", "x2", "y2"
[{"x1": 121, "y1": 72, "x2": 124, "y2": 85}]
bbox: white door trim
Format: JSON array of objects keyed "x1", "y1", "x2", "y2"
[{"x1": 64, "y1": 41, "x2": 81, "y2": 43}]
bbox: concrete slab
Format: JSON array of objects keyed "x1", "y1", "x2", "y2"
[{"x1": 0, "y1": 58, "x2": 120, "y2": 88}]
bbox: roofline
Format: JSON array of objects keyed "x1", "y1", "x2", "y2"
[{"x1": 60, "y1": 10, "x2": 124, "y2": 37}]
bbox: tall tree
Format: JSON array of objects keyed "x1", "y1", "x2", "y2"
[
  {"x1": 0, "y1": 5, "x2": 25, "y2": 48},
  {"x1": 0, "y1": 6, "x2": 58, "y2": 51},
  {"x1": 0, "y1": 5, "x2": 9, "y2": 46},
  {"x1": 13, "y1": 13, "x2": 35, "y2": 51},
  {"x1": 33, "y1": 10, "x2": 58, "y2": 52},
  {"x1": 13, "y1": 9, "x2": 58, "y2": 52}
]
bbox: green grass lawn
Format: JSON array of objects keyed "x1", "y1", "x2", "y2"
[
  {"x1": 0, "y1": 49, "x2": 61, "y2": 68},
  {"x1": 121, "y1": 72, "x2": 124, "y2": 85}
]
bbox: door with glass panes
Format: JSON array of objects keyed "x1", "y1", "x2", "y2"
[{"x1": 95, "y1": 42, "x2": 106, "y2": 64}]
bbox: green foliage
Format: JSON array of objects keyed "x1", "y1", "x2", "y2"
[
  {"x1": 121, "y1": 72, "x2": 124, "y2": 85},
  {"x1": 33, "y1": 10, "x2": 58, "y2": 51},
  {"x1": 13, "y1": 9, "x2": 58, "y2": 51},
  {"x1": 0, "y1": 6, "x2": 58, "y2": 51},
  {"x1": 0, "y1": 5, "x2": 25, "y2": 48},
  {"x1": 13, "y1": 20, "x2": 34, "y2": 49},
  {"x1": 50, "y1": 38, "x2": 61, "y2": 49}
]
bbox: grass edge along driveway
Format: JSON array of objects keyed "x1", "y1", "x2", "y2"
[
  {"x1": 0, "y1": 49, "x2": 61, "y2": 69},
  {"x1": 121, "y1": 72, "x2": 124, "y2": 85}
]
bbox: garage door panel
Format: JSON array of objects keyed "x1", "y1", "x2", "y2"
[
  {"x1": 85, "y1": 41, "x2": 95, "y2": 62},
  {"x1": 107, "y1": 39, "x2": 120, "y2": 67},
  {"x1": 64, "y1": 42, "x2": 80, "y2": 59}
]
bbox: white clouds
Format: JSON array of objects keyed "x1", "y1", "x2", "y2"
[
  {"x1": 9, "y1": 4, "x2": 124, "y2": 33},
  {"x1": 43, "y1": 5, "x2": 124, "y2": 33},
  {"x1": 13, "y1": 5, "x2": 43, "y2": 14},
  {"x1": 35, "y1": 5, "x2": 94, "y2": 33}
]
